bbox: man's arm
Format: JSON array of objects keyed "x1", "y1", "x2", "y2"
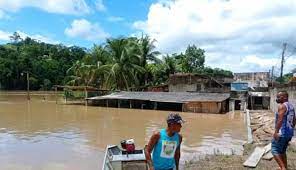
[
  {"x1": 174, "y1": 134, "x2": 182, "y2": 170},
  {"x1": 275, "y1": 104, "x2": 287, "y2": 135},
  {"x1": 145, "y1": 132, "x2": 160, "y2": 170}
]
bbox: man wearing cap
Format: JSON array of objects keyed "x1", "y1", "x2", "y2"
[{"x1": 145, "y1": 113, "x2": 184, "y2": 170}]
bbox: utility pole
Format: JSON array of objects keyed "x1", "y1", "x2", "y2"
[
  {"x1": 21, "y1": 72, "x2": 30, "y2": 100},
  {"x1": 280, "y1": 43, "x2": 287, "y2": 79},
  {"x1": 26, "y1": 72, "x2": 30, "y2": 100},
  {"x1": 271, "y1": 66, "x2": 274, "y2": 87}
]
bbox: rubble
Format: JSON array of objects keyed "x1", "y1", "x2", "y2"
[{"x1": 249, "y1": 110, "x2": 274, "y2": 144}]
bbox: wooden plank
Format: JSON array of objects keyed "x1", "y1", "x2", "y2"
[
  {"x1": 243, "y1": 147, "x2": 265, "y2": 168},
  {"x1": 263, "y1": 143, "x2": 271, "y2": 154},
  {"x1": 262, "y1": 151, "x2": 273, "y2": 160}
]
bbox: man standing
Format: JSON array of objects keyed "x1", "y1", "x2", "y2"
[
  {"x1": 272, "y1": 91, "x2": 296, "y2": 170},
  {"x1": 145, "y1": 113, "x2": 184, "y2": 170}
]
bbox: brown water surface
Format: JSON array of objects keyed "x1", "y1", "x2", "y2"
[{"x1": 0, "y1": 92, "x2": 246, "y2": 170}]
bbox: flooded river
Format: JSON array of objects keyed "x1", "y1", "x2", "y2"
[{"x1": 0, "y1": 92, "x2": 246, "y2": 170}]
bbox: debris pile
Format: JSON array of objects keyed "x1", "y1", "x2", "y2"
[{"x1": 249, "y1": 110, "x2": 274, "y2": 144}]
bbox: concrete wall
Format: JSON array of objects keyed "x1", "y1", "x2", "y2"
[
  {"x1": 234, "y1": 72, "x2": 270, "y2": 87},
  {"x1": 169, "y1": 84, "x2": 199, "y2": 92},
  {"x1": 234, "y1": 72, "x2": 270, "y2": 81},
  {"x1": 169, "y1": 83, "x2": 229, "y2": 92},
  {"x1": 269, "y1": 85, "x2": 296, "y2": 113}
]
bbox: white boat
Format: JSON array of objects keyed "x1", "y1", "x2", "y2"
[{"x1": 102, "y1": 145, "x2": 148, "y2": 170}]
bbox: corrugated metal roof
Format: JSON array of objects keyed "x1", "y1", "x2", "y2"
[{"x1": 87, "y1": 91, "x2": 230, "y2": 103}]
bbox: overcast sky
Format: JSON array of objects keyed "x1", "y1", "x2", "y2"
[{"x1": 0, "y1": 0, "x2": 295, "y2": 74}]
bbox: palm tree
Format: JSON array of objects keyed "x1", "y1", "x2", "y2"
[
  {"x1": 137, "y1": 35, "x2": 160, "y2": 86},
  {"x1": 102, "y1": 38, "x2": 145, "y2": 90},
  {"x1": 163, "y1": 54, "x2": 177, "y2": 76},
  {"x1": 66, "y1": 57, "x2": 105, "y2": 87},
  {"x1": 138, "y1": 35, "x2": 161, "y2": 66},
  {"x1": 90, "y1": 45, "x2": 110, "y2": 65},
  {"x1": 146, "y1": 54, "x2": 178, "y2": 86}
]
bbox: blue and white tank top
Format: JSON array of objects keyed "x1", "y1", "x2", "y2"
[
  {"x1": 275, "y1": 102, "x2": 295, "y2": 137},
  {"x1": 152, "y1": 129, "x2": 180, "y2": 170}
]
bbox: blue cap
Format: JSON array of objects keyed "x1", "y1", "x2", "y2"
[{"x1": 167, "y1": 113, "x2": 185, "y2": 124}]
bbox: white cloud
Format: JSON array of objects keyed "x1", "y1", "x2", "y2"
[
  {"x1": 0, "y1": 30, "x2": 11, "y2": 41},
  {"x1": 65, "y1": 19, "x2": 109, "y2": 41},
  {"x1": 240, "y1": 55, "x2": 277, "y2": 70},
  {"x1": 107, "y1": 16, "x2": 124, "y2": 22},
  {"x1": 0, "y1": 0, "x2": 90, "y2": 15},
  {"x1": 133, "y1": 0, "x2": 296, "y2": 73},
  {"x1": 95, "y1": 0, "x2": 106, "y2": 12},
  {"x1": 17, "y1": 31, "x2": 59, "y2": 44},
  {"x1": 0, "y1": 30, "x2": 59, "y2": 44},
  {"x1": 133, "y1": 21, "x2": 147, "y2": 31}
]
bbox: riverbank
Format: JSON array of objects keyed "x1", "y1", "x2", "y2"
[{"x1": 184, "y1": 110, "x2": 296, "y2": 170}]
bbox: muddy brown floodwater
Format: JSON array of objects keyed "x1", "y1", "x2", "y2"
[{"x1": 0, "y1": 92, "x2": 246, "y2": 170}]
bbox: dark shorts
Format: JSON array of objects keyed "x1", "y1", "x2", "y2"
[{"x1": 271, "y1": 136, "x2": 292, "y2": 155}]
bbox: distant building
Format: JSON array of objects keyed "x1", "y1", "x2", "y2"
[
  {"x1": 230, "y1": 72, "x2": 271, "y2": 111},
  {"x1": 169, "y1": 73, "x2": 233, "y2": 93},
  {"x1": 233, "y1": 72, "x2": 270, "y2": 88},
  {"x1": 229, "y1": 82, "x2": 249, "y2": 111}
]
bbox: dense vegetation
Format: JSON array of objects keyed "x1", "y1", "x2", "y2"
[
  {"x1": 0, "y1": 32, "x2": 234, "y2": 91},
  {"x1": 276, "y1": 68, "x2": 296, "y2": 83}
]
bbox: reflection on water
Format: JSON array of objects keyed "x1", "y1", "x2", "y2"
[{"x1": 0, "y1": 92, "x2": 246, "y2": 169}]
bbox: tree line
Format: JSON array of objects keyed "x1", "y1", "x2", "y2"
[{"x1": 0, "y1": 32, "x2": 235, "y2": 91}]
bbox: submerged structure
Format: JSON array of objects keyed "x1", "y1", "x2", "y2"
[{"x1": 87, "y1": 91, "x2": 230, "y2": 114}]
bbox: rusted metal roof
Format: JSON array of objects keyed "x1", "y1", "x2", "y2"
[{"x1": 87, "y1": 91, "x2": 230, "y2": 103}]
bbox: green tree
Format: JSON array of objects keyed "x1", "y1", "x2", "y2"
[
  {"x1": 0, "y1": 34, "x2": 86, "y2": 90},
  {"x1": 9, "y1": 32, "x2": 22, "y2": 43},
  {"x1": 137, "y1": 35, "x2": 160, "y2": 86},
  {"x1": 102, "y1": 38, "x2": 145, "y2": 90},
  {"x1": 147, "y1": 55, "x2": 177, "y2": 85},
  {"x1": 176, "y1": 45, "x2": 205, "y2": 73}
]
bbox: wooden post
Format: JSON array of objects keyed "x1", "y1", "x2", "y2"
[
  {"x1": 64, "y1": 88, "x2": 67, "y2": 104},
  {"x1": 154, "y1": 102, "x2": 157, "y2": 110},
  {"x1": 118, "y1": 99, "x2": 121, "y2": 108},
  {"x1": 26, "y1": 72, "x2": 30, "y2": 100},
  {"x1": 84, "y1": 87, "x2": 88, "y2": 106},
  {"x1": 218, "y1": 102, "x2": 222, "y2": 114},
  {"x1": 232, "y1": 100, "x2": 235, "y2": 111},
  {"x1": 55, "y1": 86, "x2": 58, "y2": 104}
]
